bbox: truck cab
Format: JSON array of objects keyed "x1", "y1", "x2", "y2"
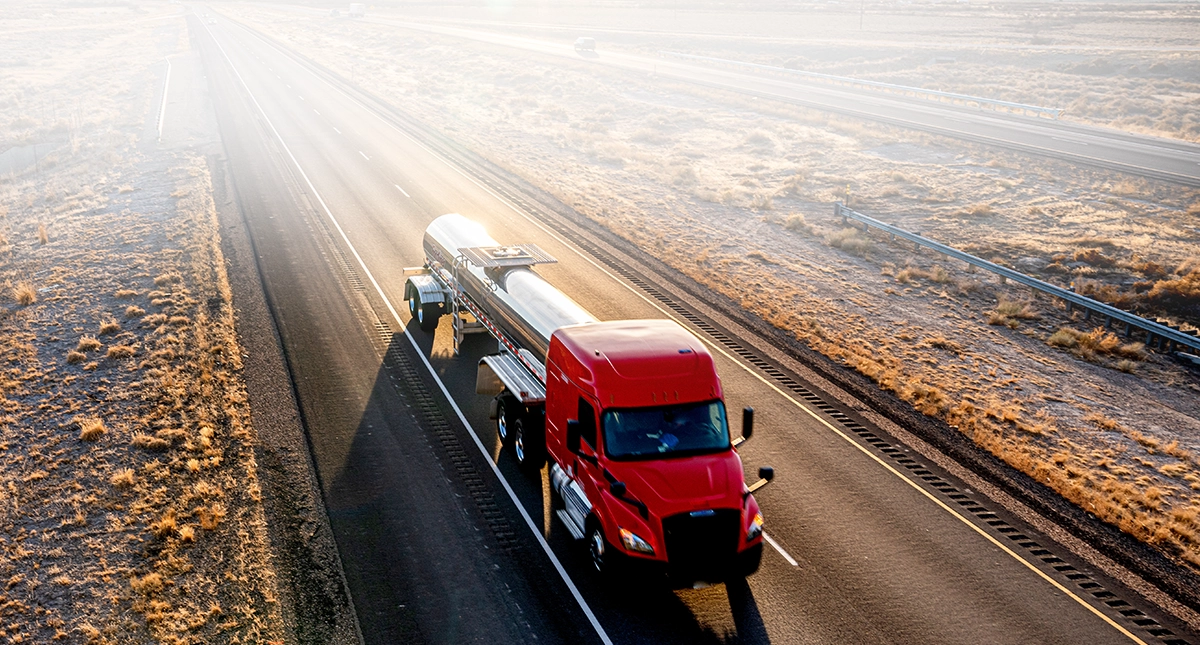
[{"x1": 545, "y1": 319, "x2": 766, "y2": 584}]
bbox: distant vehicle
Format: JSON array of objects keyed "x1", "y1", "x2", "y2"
[
  {"x1": 348, "y1": 3, "x2": 365, "y2": 17},
  {"x1": 574, "y1": 37, "x2": 596, "y2": 52},
  {"x1": 330, "y1": 8, "x2": 340, "y2": 17}
]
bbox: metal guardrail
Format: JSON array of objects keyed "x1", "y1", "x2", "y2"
[
  {"x1": 659, "y1": 51, "x2": 1063, "y2": 120},
  {"x1": 833, "y1": 203, "x2": 1200, "y2": 355}
]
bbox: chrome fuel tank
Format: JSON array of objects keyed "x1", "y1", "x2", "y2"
[{"x1": 423, "y1": 214, "x2": 598, "y2": 361}]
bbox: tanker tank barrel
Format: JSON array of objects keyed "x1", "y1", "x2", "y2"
[{"x1": 422, "y1": 214, "x2": 598, "y2": 360}]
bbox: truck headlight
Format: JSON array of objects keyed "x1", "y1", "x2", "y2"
[
  {"x1": 619, "y1": 528, "x2": 655, "y2": 555},
  {"x1": 747, "y1": 512, "x2": 764, "y2": 541}
]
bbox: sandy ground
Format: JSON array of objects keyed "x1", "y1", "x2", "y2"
[
  {"x1": 0, "y1": 3, "x2": 284, "y2": 642},
  {"x1": 229, "y1": 2, "x2": 1200, "y2": 574}
]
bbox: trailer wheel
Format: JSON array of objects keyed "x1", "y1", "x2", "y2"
[
  {"x1": 408, "y1": 288, "x2": 440, "y2": 333},
  {"x1": 495, "y1": 396, "x2": 518, "y2": 447},
  {"x1": 513, "y1": 413, "x2": 545, "y2": 475}
]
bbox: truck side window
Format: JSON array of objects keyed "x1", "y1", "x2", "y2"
[{"x1": 577, "y1": 398, "x2": 597, "y2": 449}]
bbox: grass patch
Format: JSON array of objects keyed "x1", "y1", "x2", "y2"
[
  {"x1": 106, "y1": 345, "x2": 135, "y2": 359},
  {"x1": 826, "y1": 227, "x2": 873, "y2": 255},
  {"x1": 78, "y1": 418, "x2": 105, "y2": 441},
  {"x1": 13, "y1": 283, "x2": 36, "y2": 306}
]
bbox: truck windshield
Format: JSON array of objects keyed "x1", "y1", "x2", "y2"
[{"x1": 601, "y1": 400, "x2": 729, "y2": 460}]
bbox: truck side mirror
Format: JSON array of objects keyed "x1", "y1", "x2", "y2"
[
  {"x1": 566, "y1": 419, "x2": 581, "y2": 454},
  {"x1": 610, "y1": 481, "x2": 626, "y2": 497},
  {"x1": 742, "y1": 407, "x2": 754, "y2": 442},
  {"x1": 758, "y1": 466, "x2": 774, "y2": 482}
]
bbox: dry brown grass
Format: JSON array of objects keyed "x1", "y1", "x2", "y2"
[
  {"x1": 110, "y1": 469, "x2": 136, "y2": 488},
  {"x1": 13, "y1": 282, "x2": 36, "y2": 306},
  {"x1": 826, "y1": 227, "x2": 873, "y2": 255},
  {"x1": 106, "y1": 344, "x2": 135, "y2": 359},
  {"x1": 66, "y1": 350, "x2": 86, "y2": 364},
  {"x1": 76, "y1": 336, "x2": 101, "y2": 352},
  {"x1": 125, "y1": 305, "x2": 145, "y2": 319},
  {"x1": 98, "y1": 319, "x2": 121, "y2": 335},
  {"x1": 78, "y1": 418, "x2": 105, "y2": 441},
  {"x1": 36, "y1": 223, "x2": 48, "y2": 245},
  {"x1": 114, "y1": 288, "x2": 138, "y2": 299}
]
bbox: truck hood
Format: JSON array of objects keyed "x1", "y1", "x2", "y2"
[{"x1": 607, "y1": 450, "x2": 745, "y2": 511}]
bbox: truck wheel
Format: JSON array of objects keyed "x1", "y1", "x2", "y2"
[
  {"x1": 738, "y1": 542, "x2": 764, "y2": 577},
  {"x1": 407, "y1": 288, "x2": 440, "y2": 333},
  {"x1": 495, "y1": 396, "x2": 517, "y2": 447},
  {"x1": 587, "y1": 519, "x2": 620, "y2": 579},
  {"x1": 513, "y1": 416, "x2": 545, "y2": 475}
]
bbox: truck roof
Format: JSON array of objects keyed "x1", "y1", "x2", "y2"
[{"x1": 550, "y1": 319, "x2": 722, "y2": 408}]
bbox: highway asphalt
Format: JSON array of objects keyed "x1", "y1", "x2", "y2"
[
  {"x1": 354, "y1": 14, "x2": 1200, "y2": 188},
  {"x1": 192, "y1": 10, "x2": 1197, "y2": 645}
]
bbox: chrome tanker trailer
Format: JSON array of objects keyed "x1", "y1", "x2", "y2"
[{"x1": 405, "y1": 214, "x2": 773, "y2": 585}]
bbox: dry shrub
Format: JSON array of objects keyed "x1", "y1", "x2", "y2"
[
  {"x1": 1073, "y1": 248, "x2": 1117, "y2": 268},
  {"x1": 142, "y1": 313, "x2": 168, "y2": 327},
  {"x1": 98, "y1": 319, "x2": 121, "y2": 335},
  {"x1": 783, "y1": 213, "x2": 813, "y2": 234},
  {"x1": 130, "y1": 572, "x2": 164, "y2": 595},
  {"x1": 179, "y1": 525, "x2": 196, "y2": 543},
  {"x1": 132, "y1": 434, "x2": 171, "y2": 452},
  {"x1": 114, "y1": 289, "x2": 138, "y2": 299},
  {"x1": 168, "y1": 315, "x2": 190, "y2": 326},
  {"x1": 150, "y1": 511, "x2": 177, "y2": 539},
  {"x1": 1127, "y1": 259, "x2": 1168, "y2": 279},
  {"x1": 66, "y1": 350, "x2": 86, "y2": 364},
  {"x1": 995, "y1": 297, "x2": 1039, "y2": 319},
  {"x1": 110, "y1": 469, "x2": 136, "y2": 488},
  {"x1": 13, "y1": 283, "x2": 36, "y2": 306},
  {"x1": 1048, "y1": 328, "x2": 1082, "y2": 348},
  {"x1": 36, "y1": 223, "x2": 48, "y2": 245},
  {"x1": 76, "y1": 336, "x2": 101, "y2": 352},
  {"x1": 106, "y1": 345, "x2": 135, "y2": 359},
  {"x1": 1144, "y1": 268, "x2": 1200, "y2": 313},
  {"x1": 153, "y1": 272, "x2": 181, "y2": 287},
  {"x1": 197, "y1": 503, "x2": 225, "y2": 530},
  {"x1": 78, "y1": 418, "x2": 105, "y2": 441},
  {"x1": 1084, "y1": 413, "x2": 1121, "y2": 430},
  {"x1": 826, "y1": 227, "x2": 873, "y2": 255},
  {"x1": 1116, "y1": 359, "x2": 1138, "y2": 373},
  {"x1": 125, "y1": 305, "x2": 145, "y2": 319},
  {"x1": 926, "y1": 335, "x2": 964, "y2": 355}
]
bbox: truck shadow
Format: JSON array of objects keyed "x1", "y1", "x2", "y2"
[{"x1": 353, "y1": 324, "x2": 772, "y2": 643}]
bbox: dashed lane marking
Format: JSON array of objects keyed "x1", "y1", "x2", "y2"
[
  {"x1": 394, "y1": 184, "x2": 410, "y2": 198},
  {"x1": 359, "y1": 150, "x2": 369, "y2": 161}
]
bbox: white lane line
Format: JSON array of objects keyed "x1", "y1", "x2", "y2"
[
  {"x1": 394, "y1": 184, "x2": 410, "y2": 198},
  {"x1": 359, "y1": 150, "x2": 370, "y2": 161},
  {"x1": 206, "y1": 24, "x2": 614, "y2": 645},
  {"x1": 298, "y1": 94, "x2": 305, "y2": 101},
  {"x1": 1052, "y1": 136, "x2": 1088, "y2": 146},
  {"x1": 287, "y1": 83, "x2": 291, "y2": 88},
  {"x1": 156, "y1": 56, "x2": 172, "y2": 142},
  {"x1": 763, "y1": 532, "x2": 798, "y2": 567},
  {"x1": 333, "y1": 127, "x2": 342, "y2": 135},
  {"x1": 313, "y1": 109, "x2": 320, "y2": 115}
]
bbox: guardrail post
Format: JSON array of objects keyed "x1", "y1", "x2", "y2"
[{"x1": 1105, "y1": 315, "x2": 1113, "y2": 329}]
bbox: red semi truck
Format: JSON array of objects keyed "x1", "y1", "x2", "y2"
[{"x1": 405, "y1": 214, "x2": 773, "y2": 584}]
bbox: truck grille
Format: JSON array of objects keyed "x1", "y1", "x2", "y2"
[{"x1": 662, "y1": 509, "x2": 740, "y2": 577}]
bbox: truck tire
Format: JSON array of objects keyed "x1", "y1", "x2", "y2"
[
  {"x1": 407, "y1": 288, "x2": 440, "y2": 333},
  {"x1": 513, "y1": 413, "x2": 545, "y2": 475},
  {"x1": 738, "y1": 542, "x2": 764, "y2": 577},
  {"x1": 495, "y1": 395, "x2": 518, "y2": 447},
  {"x1": 587, "y1": 518, "x2": 620, "y2": 580}
]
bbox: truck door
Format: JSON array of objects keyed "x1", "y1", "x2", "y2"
[{"x1": 574, "y1": 396, "x2": 603, "y2": 501}]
